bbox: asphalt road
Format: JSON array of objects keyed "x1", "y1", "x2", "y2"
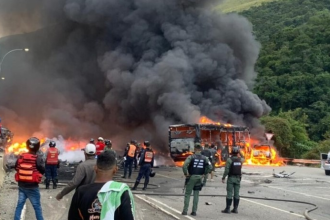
[{"x1": 2, "y1": 164, "x2": 329, "y2": 220}]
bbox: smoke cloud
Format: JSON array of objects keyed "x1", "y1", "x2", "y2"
[{"x1": 0, "y1": 0, "x2": 270, "y2": 154}]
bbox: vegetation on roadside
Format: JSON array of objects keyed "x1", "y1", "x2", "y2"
[{"x1": 237, "y1": 0, "x2": 330, "y2": 158}]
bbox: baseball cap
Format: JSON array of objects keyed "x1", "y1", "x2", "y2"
[{"x1": 84, "y1": 143, "x2": 96, "y2": 155}]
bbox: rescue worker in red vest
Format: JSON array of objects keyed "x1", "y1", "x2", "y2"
[
  {"x1": 45, "y1": 141, "x2": 60, "y2": 189},
  {"x1": 95, "y1": 137, "x2": 105, "y2": 156},
  {"x1": 122, "y1": 140, "x2": 137, "y2": 179},
  {"x1": 132, "y1": 141, "x2": 154, "y2": 190},
  {"x1": 221, "y1": 146, "x2": 245, "y2": 214},
  {"x1": 14, "y1": 137, "x2": 45, "y2": 220}
]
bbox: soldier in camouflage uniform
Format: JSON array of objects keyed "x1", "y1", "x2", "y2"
[
  {"x1": 221, "y1": 146, "x2": 245, "y2": 214},
  {"x1": 182, "y1": 143, "x2": 212, "y2": 216}
]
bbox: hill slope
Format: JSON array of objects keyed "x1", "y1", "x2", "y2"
[
  {"x1": 217, "y1": 0, "x2": 279, "y2": 12},
  {"x1": 241, "y1": 0, "x2": 330, "y2": 143}
]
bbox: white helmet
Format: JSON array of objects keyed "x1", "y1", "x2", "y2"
[{"x1": 98, "y1": 137, "x2": 104, "y2": 141}]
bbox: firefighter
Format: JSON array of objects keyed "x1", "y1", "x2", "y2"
[
  {"x1": 221, "y1": 146, "x2": 245, "y2": 214},
  {"x1": 104, "y1": 139, "x2": 117, "y2": 159},
  {"x1": 132, "y1": 141, "x2": 154, "y2": 190},
  {"x1": 182, "y1": 143, "x2": 212, "y2": 216},
  {"x1": 122, "y1": 140, "x2": 137, "y2": 179},
  {"x1": 45, "y1": 141, "x2": 60, "y2": 189},
  {"x1": 95, "y1": 137, "x2": 105, "y2": 156},
  {"x1": 201, "y1": 143, "x2": 212, "y2": 185},
  {"x1": 14, "y1": 137, "x2": 45, "y2": 220}
]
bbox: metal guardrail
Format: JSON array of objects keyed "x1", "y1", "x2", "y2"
[{"x1": 283, "y1": 158, "x2": 321, "y2": 164}]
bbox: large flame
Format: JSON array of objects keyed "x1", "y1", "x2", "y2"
[
  {"x1": 196, "y1": 116, "x2": 284, "y2": 166},
  {"x1": 6, "y1": 138, "x2": 46, "y2": 155}
]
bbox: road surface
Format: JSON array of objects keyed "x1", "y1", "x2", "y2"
[{"x1": 1, "y1": 164, "x2": 329, "y2": 220}]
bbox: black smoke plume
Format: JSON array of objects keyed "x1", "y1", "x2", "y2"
[{"x1": 0, "y1": 0, "x2": 270, "y2": 152}]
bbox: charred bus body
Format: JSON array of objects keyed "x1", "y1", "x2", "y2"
[{"x1": 169, "y1": 123, "x2": 250, "y2": 165}]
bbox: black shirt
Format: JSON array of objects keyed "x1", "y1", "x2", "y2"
[{"x1": 68, "y1": 182, "x2": 134, "y2": 220}]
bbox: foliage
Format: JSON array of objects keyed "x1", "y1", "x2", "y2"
[
  {"x1": 216, "y1": 0, "x2": 279, "y2": 13},
  {"x1": 241, "y1": 0, "x2": 330, "y2": 143},
  {"x1": 260, "y1": 110, "x2": 313, "y2": 158}
]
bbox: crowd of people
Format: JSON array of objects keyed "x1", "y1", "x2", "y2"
[
  {"x1": 13, "y1": 135, "x2": 244, "y2": 219},
  {"x1": 13, "y1": 136, "x2": 156, "y2": 220}
]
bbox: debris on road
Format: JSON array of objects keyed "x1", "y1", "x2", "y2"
[
  {"x1": 205, "y1": 202, "x2": 212, "y2": 205},
  {"x1": 248, "y1": 191, "x2": 255, "y2": 194},
  {"x1": 264, "y1": 179, "x2": 272, "y2": 184},
  {"x1": 273, "y1": 169, "x2": 295, "y2": 178}
]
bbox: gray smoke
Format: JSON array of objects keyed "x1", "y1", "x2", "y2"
[{"x1": 0, "y1": 0, "x2": 270, "y2": 152}]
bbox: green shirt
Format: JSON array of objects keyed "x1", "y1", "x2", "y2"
[
  {"x1": 182, "y1": 152, "x2": 212, "y2": 175},
  {"x1": 222, "y1": 155, "x2": 245, "y2": 180}
]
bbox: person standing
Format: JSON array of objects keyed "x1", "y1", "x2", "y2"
[
  {"x1": 68, "y1": 151, "x2": 135, "y2": 220},
  {"x1": 104, "y1": 139, "x2": 117, "y2": 159},
  {"x1": 132, "y1": 141, "x2": 154, "y2": 190},
  {"x1": 56, "y1": 143, "x2": 97, "y2": 200},
  {"x1": 133, "y1": 141, "x2": 139, "y2": 170},
  {"x1": 14, "y1": 137, "x2": 45, "y2": 220},
  {"x1": 209, "y1": 143, "x2": 217, "y2": 181},
  {"x1": 95, "y1": 137, "x2": 105, "y2": 156},
  {"x1": 45, "y1": 141, "x2": 60, "y2": 189},
  {"x1": 201, "y1": 143, "x2": 212, "y2": 185},
  {"x1": 221, "y1": 146, "x2": 245, "y2": 214},
  {"x1": 182, "y1": 143, "x2": 212, "y2": 216},
  {"x1": 122, "y1": 140, "x2": 137, "y2": 179}
]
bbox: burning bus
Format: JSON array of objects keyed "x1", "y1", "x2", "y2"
[{"x1": 168, "y1": 123, "x2": 251, "y2": 166}]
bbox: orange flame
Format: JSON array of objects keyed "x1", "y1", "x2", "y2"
[{"x1": 6, "y1": 139, "x2": 46, "y2": 155}]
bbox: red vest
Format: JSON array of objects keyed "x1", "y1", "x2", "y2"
[
  {"x1": 46, "y1": 147, "x2": 59, "y2": 165},
  {"x1": 15, "y1": 153, "x2": 42, "y2": 183},
  {"x1": 144, "y1": 151, "x2": 154, "y2": 163}
]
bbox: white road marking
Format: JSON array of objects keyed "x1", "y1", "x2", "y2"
[
  {"x1": 242, "y1": 198, "x2": 305, "y2": 218},
  {"x1": 264, "y1": 185, "x2": 330, "y2": 201},
  {"x1": 20, "y1": 204, "x2": 26, "y2": 220},
  {"x1": 145, "y1": 195, "x2": 196, "y2": 220},
  {"x1": 135, "y1": 195, "x2": 180, "y2": 220}
]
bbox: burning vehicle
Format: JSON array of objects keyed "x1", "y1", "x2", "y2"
[
  {"x1": 169, "y1": 118, "x2": 251, "y2": 167},
  {"x1": 251, "y1": 145, "x2": 272, "y2": 165},
  {"x1": 169, "y1": 116, "x2": 284, "y2": 166}
]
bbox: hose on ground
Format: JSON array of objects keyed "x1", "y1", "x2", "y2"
[{"x1": 132, "y1": 192, "x2": 318, "y2": 220}]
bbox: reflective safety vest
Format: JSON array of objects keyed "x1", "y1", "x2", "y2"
[
  {"x1": 144, "y1": 151, "x2": 154, "y2": 163},
  {"x1": 46, "y1": 147, "x2": 59, "y2": 165},
  {"x1": 127, "y1": 144, "x2": 136, "y2": 158},
  {"x1": 15, "y1": 153, "x2": 42, "y2": 183},
  {"x1": 229, "y1": 157, "x2": 242, "y2": 176},
  {"x1": 188, "y1": 154, "x2": 206, "y2": 175}
]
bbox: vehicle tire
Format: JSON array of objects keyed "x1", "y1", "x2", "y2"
[{"x1": 325, "y1": 170, "x2": 330, "y2": 175}]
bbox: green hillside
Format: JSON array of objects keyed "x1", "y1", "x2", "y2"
[
  {"x1": 239, "y1": 0, "x2": 330, "y2": 158},
  {"x1": 217, "y1": 0, "x2": 279, "y2": 13}
]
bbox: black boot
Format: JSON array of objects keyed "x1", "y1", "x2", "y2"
[
  {"x1": 231, "y1": 198, "x2": 239, "y2": 214},
  {"x1": 45, "y1": 179, "x2": 50, "y2": 189},
  {"x1": 221, "y1": 198, "x2": 232, "y2": 214},
  {"x1": 52, "y1": 179, "x2": 57, "y2": 189},
  {"x1": 132, "y1": 181, "x2": 139, "y2": 190},
  {"x1": 142, "y1": 180, "x2": 149, "y2": 190}
]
